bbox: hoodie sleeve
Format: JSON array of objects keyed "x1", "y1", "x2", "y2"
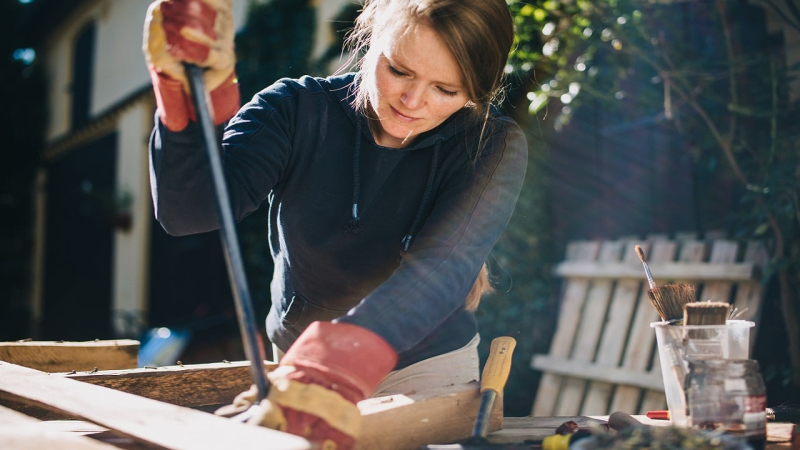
[
  {"x1": 148, "y1": 80, "x2": 301, "y2": 236},
  {"x1": 337, "y1": 116, "x2": 528, "y2": 354}
]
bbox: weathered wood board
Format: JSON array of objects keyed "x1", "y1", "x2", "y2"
[
  {"x1": 1, "y1": 360, "x2": 500, "y2": 450},
  {"x1": 357, "y1": 382, "x2": 502, "y2": 449},
  {"x1": 0, "y1": 405, "x2": 119, "y2": 450},
  {"x1": 0, "y1": 361, "x2": 311, "y2": 450},
  {"x1": 0, "y1": 340, "x2": 139, "y2": 372}
]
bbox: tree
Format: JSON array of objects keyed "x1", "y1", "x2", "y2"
[{"x1": 507, "y1": 0, "x2": 800, "y2": 396}]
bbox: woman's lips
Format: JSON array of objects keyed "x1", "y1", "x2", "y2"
[{"x1": 391, "y1": 105, "x2": 416, "y2": 122}]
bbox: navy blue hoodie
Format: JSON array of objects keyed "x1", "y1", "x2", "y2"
[{"x1": 149, "y1": 73, "x2": 527, "y2": 369}]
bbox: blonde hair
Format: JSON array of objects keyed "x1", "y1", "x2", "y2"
[
  {"x1": 465, "y1": 263, "x2": 493, "y2": 312},
  {"x1": 345, "y1": 0, "x2": 514, "y2": 124}
]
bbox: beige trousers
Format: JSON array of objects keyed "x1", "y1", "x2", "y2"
[
  {"x1": 271, "y1": 334, "x2": 481, "y2": 397},
  {"x1": 371, "y1": 334, "x2": 481, "y2": 397}
]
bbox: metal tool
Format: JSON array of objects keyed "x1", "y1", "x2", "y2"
[
  {"x1": 473, "y1": 337, "x2": 517, "y2": 438},
  {"x1": 184, "y1": 63, "x2": 271, "y2": 401},
  {"x1": 423, "y1": 337, "x2": 517, "y2": 449}
]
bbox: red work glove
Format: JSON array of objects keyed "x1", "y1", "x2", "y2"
[
  {"x1": 143, "y1": 0, "x2": 240, "y2": 131},
  {"x1": 216, "y1": 322, "x2": 398, "y2": 450}
]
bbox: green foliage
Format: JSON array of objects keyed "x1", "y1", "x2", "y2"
[{"x1": 507, "y1": 0, "x2": 800, "y2": 394}]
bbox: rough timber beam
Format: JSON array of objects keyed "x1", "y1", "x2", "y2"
[
  {"x1": 1, "y1": 360, "x2": 502, "y2": 450},
  {"x1": 0, "y1": 361, "x2": 311, "y2": 450},
  {"x1": 0, "y1": 340, "x2": 139, "y2": 372},
  {"x1": 0, "y1": 404, "x2": 119, "y2": 450}
]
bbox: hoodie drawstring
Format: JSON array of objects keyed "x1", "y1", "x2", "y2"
[
  {"x1": 345, "y1": 121, "x2": 363, "y2": 233},
  {"x1": 401, "y1": 137, "x2": 442, "y2": 254},
  {"x1": 346, "y1": 121, "x2": 442, "y2": 256}
]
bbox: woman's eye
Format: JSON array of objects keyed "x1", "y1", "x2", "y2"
[
  {"x1": 388, "y1": 65, "x2": 407, "y2": 77},
  {"x1": 437, "y1": 87, "x2": 458, "y2": 97}
]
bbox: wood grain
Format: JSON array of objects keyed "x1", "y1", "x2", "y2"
[
  {"x1": 357, "y1": 382, "x2": 502, "y2": 449},
  {"x1": 0, "y1": 340, "x2": 138, "y2": 372},
  {"x1": 554, "y1": 241, "x2": 624, "y2": 416},
  {"x1": 531, "y1": 241, "x2": 601, "y2": 416},
  {"x1": 0, "y1": 361, "x2": 311, "y2": 450},
  {"x1": 0, "y1": 405, "x2": 119, "y2": 450}
]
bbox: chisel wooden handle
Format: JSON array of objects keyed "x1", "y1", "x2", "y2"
[
  {"x1": 472, "y1": 337, "x2": 516, "y2": 438},
  {"x1": 481, "y1": 337, "x2": 516, "y2": 393}
]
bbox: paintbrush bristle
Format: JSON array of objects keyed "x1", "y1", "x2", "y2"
[
  {"x1": 684, "y1": 301, "x2": 730, "y2": 326},
  {"x1": 648, "y1": 283, "x2": 696, "y2": 322}
]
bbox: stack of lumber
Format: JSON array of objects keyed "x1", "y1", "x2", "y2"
[{"x1": 0, "y1": 340, "x2": 501, "y2": 450}]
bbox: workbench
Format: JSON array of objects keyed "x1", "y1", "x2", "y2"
[
  {"x1": 1, "y1": 341, "x2": 794, "y2": 449},
  {"x1": 5, "y1": 412, "x2": 795, "y2": 449},
  {"x1": 490, "y1": 416, "x2": 795, "y2": 449}
]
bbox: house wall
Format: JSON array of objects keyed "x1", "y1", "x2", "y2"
[{"x1": 35, "y1": 0, "x2": 353, "y2": 340}]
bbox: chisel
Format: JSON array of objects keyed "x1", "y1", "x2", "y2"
[
  {"x1": 473, "y1": 337, "x2": 517, "y2": 438},
  {"x1": 423, "y1": 337, "x2": 516, "y2": 449}
]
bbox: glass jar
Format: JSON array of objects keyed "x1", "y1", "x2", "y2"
[{"x1": 685, "y1": 359, "x2": 767, "y2": 450}]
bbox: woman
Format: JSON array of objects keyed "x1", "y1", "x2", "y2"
[{"x1": 143, "y1": 0, "x2": 526, "y2": 447}]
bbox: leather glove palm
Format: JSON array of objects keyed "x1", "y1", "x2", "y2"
[
  {"x1": 143, "y1": 0, "x2": 239, "y2": 131},
  {"x1": 216, "y1": 322, "x2": 398, "y2": 450}
]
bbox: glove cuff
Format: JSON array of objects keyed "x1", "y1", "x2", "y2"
[
  {"x1": 281, "y1": 321, "x2": 398, "y2": 399},
  {"x1": 149, "y1": 70, "x2": 240, "y2": 132},
  {"x1": 208, "y1": 71, "x2": 240, "y2": 126},
  {"x1": 150, "y1": 70, "x2": 193, "y2": 132}
]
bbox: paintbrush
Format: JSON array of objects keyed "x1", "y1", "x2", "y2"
[
  {"x1": 683, "y1": 301, "x2": 731, "y2": 359},
  {"x1": 635, "y1": 245, "x2": 696, "y2": 322},
  {"x1": 683, "y1": 301, "x2": 730, "y2": 326},
  {"x1": 635, "y1": 245, "x2": 658, "y2": 290}
]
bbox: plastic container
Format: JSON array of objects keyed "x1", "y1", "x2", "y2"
[{"x1": 651, "y1": 320, "x2": 755, "y2": 426}]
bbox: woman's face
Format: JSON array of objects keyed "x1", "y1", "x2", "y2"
[{"x1": 366, "y1": 23, "x2": 470, "y2": 148}]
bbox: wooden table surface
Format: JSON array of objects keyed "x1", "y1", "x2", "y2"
[
  {"x1": 488, "y1": 415, "x2": 795, "y2": 449},
  {"x1": 28, "y1": 414, "x2": 797, "y2": 449}
]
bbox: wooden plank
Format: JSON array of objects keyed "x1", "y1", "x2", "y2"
[
  {"x1": 580, "y1": 240, "x2": 644, "y2": 414},
  {"x1": 31, "y1": 420, "x2": 155, "y2": 450},
  {"x1": 2, "y1": 360, "x2": 499, "y2": 450},
  {"x1": 698, "y1": 240, "x2": 739, "y2": 302},
  {"x1": 554, "y1": 261, "x2": 757, "y2": 282},
  {"x1": 609, "y1": 240, "x2": 676, "y2": 414},
  {"x1": 531, "y1": 355, "x2": 664, "y2": 391},
  {"x1": 531, "y1": 241, "x2": 601, "y2": 416},
  {"x1": 356, "y1": 382, "x2": 501, "y2": 450},
  {"x1": 0, "y1": 361, "x2": 312, "y2": 450},
  {"x1": 0, "y1": 405, "x2": 119, "y2": 450},
  {"x1": 69, "y1": 360, "x2": 258, "y2": 407},
  {"x1": 2, "y1": 360, "x2": 261, "y2": 419},
  {"x1": 0, "y1": 340, "x2": 139, "y2": 372},
  {"x1": 487, "y1": 415, "x2": 609, "y2": 444},
  {"x1": 733, "y1": 241, "x2": 768, "y2": 323},
  {"x1": 554, "y1": 240, "x2": 624, "y2": 416},
  {"x1": 15, "y1": 382, "x2": 500, "y2": 450}
]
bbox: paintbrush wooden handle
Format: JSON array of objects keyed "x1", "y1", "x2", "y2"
[{"x1": 635, "y1": 245, "x2": 658, "y2": 290}]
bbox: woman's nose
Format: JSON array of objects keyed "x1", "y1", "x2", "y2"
[{"x1": 401, "y1": 83, "x2": 425, "y2": 109}]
